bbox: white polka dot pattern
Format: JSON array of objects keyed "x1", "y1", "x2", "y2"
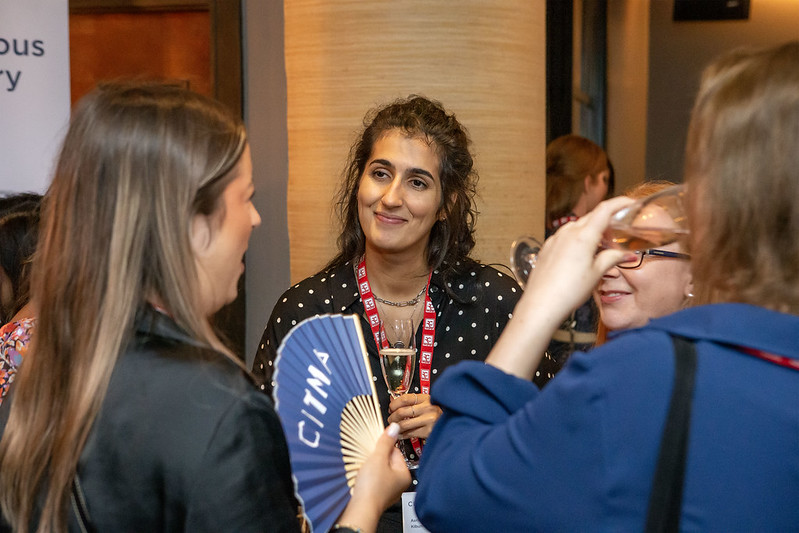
[{"x1": 251, "y1": 261, "x2": 521, "y2": 428}]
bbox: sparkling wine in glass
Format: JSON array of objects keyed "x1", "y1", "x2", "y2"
[
  {"x1": 381, "y1": 347, "x2": 416, "y2": 396},
  {"x1": 602, "y1": 184, "x2": 689, "y2": 251},
  {"x1": 509, "y1": 236, "x2": 543, "y2": 289},
  {"x1": 378, "y1": 318, "x2": 419, "y2": 469}
]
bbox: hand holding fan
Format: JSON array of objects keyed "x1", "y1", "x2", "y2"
[{"x1": 273, "y1": 314, "x2": 384, "y2": 533}]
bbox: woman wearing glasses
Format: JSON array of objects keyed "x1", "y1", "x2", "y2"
[
  {"x1": 416, "y1": 41, "x2": 799, "y2": 531},
  {"x1": 535, "y1": 181, "x2": 691, "y2": 381},
  {"x1": 594, "y1": 181, "x2": 693, "y2": 343}
]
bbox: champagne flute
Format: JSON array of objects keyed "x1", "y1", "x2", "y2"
[
  {"x1": 601, "y1": 184, "x2": 689, "y2": 251},
  {"x1": 378, "y1": 318, "x2": 419, "y2": 469}
]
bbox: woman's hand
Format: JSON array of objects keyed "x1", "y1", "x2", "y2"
[
  {"x1": 335, "y1": 423, "x2": 412, "y2": 533},
  {"x1": 523, "y1": 196, "x2": 635, "y2": 314},
  {"x1": 486, "y1": 197, "x2": 636, "y2": 379},
  {"x1": 387, "y1": 393, "x2": 442, "y2": 439}
]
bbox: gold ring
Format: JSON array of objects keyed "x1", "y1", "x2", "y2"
[
  {"x1": 413, "y1": 393, "x2": 418, "y2": 405},
  {"x1": 411, "y1": 406, "x2": 416, "y2": 417}
]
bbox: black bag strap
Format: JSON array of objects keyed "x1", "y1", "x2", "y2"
[
  {"x1": 70, "y1": 475, "x2": 97, "y2": 533},
  {"x1": 645, "y1": 335, "x2": 697, "y2": 533}
]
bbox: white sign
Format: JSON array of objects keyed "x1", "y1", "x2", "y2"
[
  {"x1": 0, "y1": 0, "x2": 70, "y2": 194},
  {"x1": 401, "y1": 491, "x2": 431, "y2": 532}
]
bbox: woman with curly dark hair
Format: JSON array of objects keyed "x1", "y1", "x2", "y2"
[
  {"x1": 328, "y1": 96, "x2": 479, "y2": 280},
  {"x1": 252, "y1": 95, "x2": 520, "y2": 532}
]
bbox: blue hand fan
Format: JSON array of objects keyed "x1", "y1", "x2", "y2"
[{"x1": 274, "y1": 314, "x2": 384, "y2": 533}]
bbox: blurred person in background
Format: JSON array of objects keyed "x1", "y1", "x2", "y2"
[
  {"x1": 535, "y1": 134, "x2": 610, "y2": 385},
  {"x1": 0, "y1": 193, "x2": 41, "y2": 405}
]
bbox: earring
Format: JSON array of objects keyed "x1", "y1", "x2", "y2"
[{"x1": 687, "y1": 292, "x2": 694, "y2": 298}]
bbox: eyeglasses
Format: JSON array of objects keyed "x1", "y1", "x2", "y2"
[{"x1": 616, "y1": 249, "x2": 691, "y2": 270}]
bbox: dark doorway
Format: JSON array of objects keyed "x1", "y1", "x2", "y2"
[{"x1": 68, "y1": 0, "x2": 246, "y2": 358}]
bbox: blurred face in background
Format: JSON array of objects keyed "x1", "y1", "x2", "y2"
[{"x1": 585, "y1": 169, "x2": 610, "y2": 212}]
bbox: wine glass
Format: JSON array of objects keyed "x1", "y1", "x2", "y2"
[
  {"x1": 377, "y1": 318, "x2": 419, "y2": 469},
  {"x1": 602, "y1": 184, "x2": 688, "y2": 251},
  {"x1": 510, "y1": 235, "x2": 543, "y2": 289},
  {"x1": 510, "y1": 186, "x2": 688, "y2": 287}
]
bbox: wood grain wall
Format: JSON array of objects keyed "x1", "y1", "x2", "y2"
[
  {"x1": 69, "y1": 10, "x2": 211, "y2": 105},
  {"x1": 284, "y1": 0, "x2": 546, "y2": 282}
]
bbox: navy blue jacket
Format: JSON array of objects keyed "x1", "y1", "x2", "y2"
[{"x1": 416, "y1": 304, "x2": 799, "y2": 532}]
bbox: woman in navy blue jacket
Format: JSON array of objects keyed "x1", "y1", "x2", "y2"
[{"x1": 416, "y1": 41, "x2": 799, "y2": 531}]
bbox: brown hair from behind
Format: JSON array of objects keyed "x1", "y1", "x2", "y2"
[
  {"x1": 0, "y1": 193, "x2": 42, "y2": 323},
  {"x1": 0, "y1": 81, "x2": 247, "y2": 533},
  {"x1": 545, "y1": 134, "x2": 608, "y2": 226},
  {"x1": 684, "y1": 41, "x2": 799, "y2": 313}
]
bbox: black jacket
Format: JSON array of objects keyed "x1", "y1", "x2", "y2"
[{"x1": 1, "y1": 306, "x2": 300, "y2": 532}]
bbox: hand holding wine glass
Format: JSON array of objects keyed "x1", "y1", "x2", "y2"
[
  {"x1": 510, "y1": 197, "x2": 638, "y2": 325},
  {"x1": 378, "y1": 318, "x2": 420, "y2": 469},
  {"x1": 510, "y1": 184, "x2": 688, "y2": 290},
  {"x1": 490, "y1": 197, "x2": 638, "y2": 379}
]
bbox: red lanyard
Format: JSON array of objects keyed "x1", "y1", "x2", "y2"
[
  {"x1": 356, "y1": 257, "x2": 436, "y2": 457},
  {"x1": 736, "y1": 346, "x2": 799, "y2": 372},
  {"x1": 551, "y1": 214, "x2": 578, "y2": 230},
  {"x1": 355, "y1": 257, "x2": 436, "y2": 393}
]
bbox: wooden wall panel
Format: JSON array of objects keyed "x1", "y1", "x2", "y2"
[
  {"x1": 69, "y1": 10, "x2": 211, "y2": 105},
  {"x1": 284, "y1": 0, "x2": 546, "y2": 282}
]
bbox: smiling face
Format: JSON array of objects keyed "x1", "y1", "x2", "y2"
[
  {"x1": 357, "y1": 130, "x2": 443, "y2": 263},
  {"x1": 594, "y1": 205, "x2": 693, "y2": 332},
  {"x1": 191, "y1": 145, "x2": 261, "y2": 316}
]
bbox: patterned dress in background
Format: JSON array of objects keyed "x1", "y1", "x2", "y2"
[{"x1": 0, "y1": 317, "x2": 34, "y2": 405}]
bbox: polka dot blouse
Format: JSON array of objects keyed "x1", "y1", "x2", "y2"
[{"x1": 251, "y1": 260, "x2": 522, "y2": 426}]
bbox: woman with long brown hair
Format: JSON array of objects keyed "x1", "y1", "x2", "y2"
[{"x1": 0, "y1": 82, "x2": 408, "y2": 533}]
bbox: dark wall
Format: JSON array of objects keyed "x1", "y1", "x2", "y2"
[
  {"x1": 242, "y1": 0, "x2": 290, "y2": 367},
  {"x1": 646, "y1": 0, "x2": 799, "y2": 183}
]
